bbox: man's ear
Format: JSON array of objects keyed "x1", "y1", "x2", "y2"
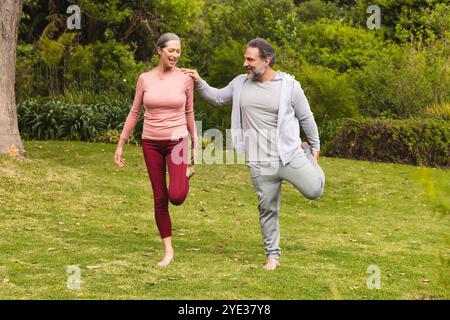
[{"x1": 264, "y1": 57, "x2": 271, "y2": 67}]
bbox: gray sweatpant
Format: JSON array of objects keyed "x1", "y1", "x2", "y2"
[{"x1": 247, "y1": 146, "x2": 325, "y2": 259}]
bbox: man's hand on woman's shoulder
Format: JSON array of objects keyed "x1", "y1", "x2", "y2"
[{"x1": 181, "y1": 68, "x2": 202, "y2": 82}]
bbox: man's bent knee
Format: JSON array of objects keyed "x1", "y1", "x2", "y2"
[{"x1": 303, "y1": 184, "x2": 324, "y2": 200}]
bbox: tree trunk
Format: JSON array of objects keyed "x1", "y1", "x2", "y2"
[{"x1": 0, "y1": 0, "x2": 25, "y2": 157}]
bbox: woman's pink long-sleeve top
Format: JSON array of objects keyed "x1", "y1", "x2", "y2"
[{"x1": 120, "y1": 67, "x2": 197, "y2": 143}]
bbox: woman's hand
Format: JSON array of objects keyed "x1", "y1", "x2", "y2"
[
  {"x1": 186, "y1": 141, "x2": 198, "y2": 179},
  {"x1": 181, "y1": 68, "x2": 202, "y2": 82},
  {"x1": 191, "y1": 140, "x2": 199, "y2": 165},
  {"x1": 114, "y1": 144, "x2": 125, "y2": 168}
]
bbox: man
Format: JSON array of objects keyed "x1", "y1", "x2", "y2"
[{"x1": 182, "y1": 38, "x2": 325, "y2": 270}]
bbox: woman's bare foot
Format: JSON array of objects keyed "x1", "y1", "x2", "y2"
[
  {"x1": 263, "y1": 257, "x2": 280, "y2": 270},
  {"x1": 158, "y1": 237, "x2": 174, "y2": 267},
  {"x1": 157, "y1": 253, "x2": 174, "y2": 267}
]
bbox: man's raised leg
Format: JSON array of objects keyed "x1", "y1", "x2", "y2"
[{"x1": 280, "y1": 144, "x2": 325, "y2": 200}]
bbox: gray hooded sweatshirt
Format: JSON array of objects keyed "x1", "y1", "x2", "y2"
[{"x1": 196, "y1": 71, "x2": 320, "y2": 166}]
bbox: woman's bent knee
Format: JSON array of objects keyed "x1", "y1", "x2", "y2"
[{"x1": 169, "y1": 192, "x2": 187, "y2": 205}]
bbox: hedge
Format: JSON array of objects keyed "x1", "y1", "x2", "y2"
[
  {"x1": 324, "y1": 118, "x2": 449, "y2": 167},
  {"x1": 16, "y1": 99, "x2": 450, "y2": 168},
  {"x1": 17, "y1": 98, "x2": 142, "y2": 144}
]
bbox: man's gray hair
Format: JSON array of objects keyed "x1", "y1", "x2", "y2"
[
  {"x1": 247, "y1": 38, "x2": 276, "y2": 67},
  {"x1": 156, "y1": 32, "x2": 180, "y2": 49}
]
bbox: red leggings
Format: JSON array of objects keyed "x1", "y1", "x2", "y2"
[{"x1": 142, "y1": 137, "x2": 189, "y2": 238}]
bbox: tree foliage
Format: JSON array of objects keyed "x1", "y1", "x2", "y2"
[{"x1": 15, "y1": 0, "x2": 450, "y2": 128}]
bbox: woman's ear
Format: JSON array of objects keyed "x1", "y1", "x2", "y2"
[{"x1": 156, "y1": 46, "x2": 162, "y2": 56}]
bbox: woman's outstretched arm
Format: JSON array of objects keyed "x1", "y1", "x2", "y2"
[{"x1": 115, "y1": 74, "x2": 144, "y2": 167}]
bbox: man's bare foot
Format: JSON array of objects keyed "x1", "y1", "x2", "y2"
[
  {"x1": 157, "y1": 254, "x2": 174, "y2": 267},
  {"x1": 263, "y1": 258, "x2": 280, "y2": 270}
]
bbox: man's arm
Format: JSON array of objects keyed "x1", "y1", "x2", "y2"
[
  {"x1": 291, "y1": 80, "x2": 321, "y2": 158},
  {"x1": 182, "y1": 68, "x2": 233, "y2": 105}
]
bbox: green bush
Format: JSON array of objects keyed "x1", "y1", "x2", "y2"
[
  {"x1": 15, "y1": 39, "x2": 149, "y2": 101},
  {"x1": 295, "y1": 0, "x2": 339, "y2": 23},
  {"x1": 15, "y1": 44, "x2": 39, "y2": 101},
  {"x1": 91, "y1": 40, "x2": 149, "y2": 96},
  {"x1": 424, "y1": 102, "x2": 450, "y2": 121},
  {"x1": 317, "y1": 118, "x2": 345, "y2": 155},
  {"x1": 17, "y1": 98, "x2": 143, "y2": 143},
  {"x1": 354, "y1": 44, "x2": 449, "y2": 118},
  {"x1": 94, "y1": 129, "x2": 139, "y2": 145},
  {"x1": 325, "y1": 118, "x2": 450, "y2": 167},
  {"x1": 292, "y1": 63, "x2": 359, "y2": 126},
  {"x1": 194, "y1": 97, "x2": 231, "y2": 136},
  {"x1": 206, "y1": 38, "x2": 245, "y2": 87},
  {"x1": 294, "y1": 19, "x2": 384, "y2": 72}
]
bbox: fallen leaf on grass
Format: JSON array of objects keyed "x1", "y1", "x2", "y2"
[
  {"x1": 86, "y1": 265, "x2": 101, "y2": 270},
  {"x1": 7, "y1": 146, "x2": 19, "y2": 157},
  {"x1": 298, "y1": 215, "x2": 308, "y2": 222},
  {"x1": 47, "y1": 248, "x2": 57, "y2": 252}
]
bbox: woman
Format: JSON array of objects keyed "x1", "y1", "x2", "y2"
[{"x1": 114, "y1": 33, "x2": 197, "y2": 267}]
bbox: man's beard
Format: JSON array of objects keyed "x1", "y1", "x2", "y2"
[{"x1": 246, "y1": 64, "x2": 265, "y2": 80}]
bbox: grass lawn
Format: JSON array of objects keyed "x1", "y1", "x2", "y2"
[{"x1": 0, "y1": 140, "x2": 448, "y2": 299}]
